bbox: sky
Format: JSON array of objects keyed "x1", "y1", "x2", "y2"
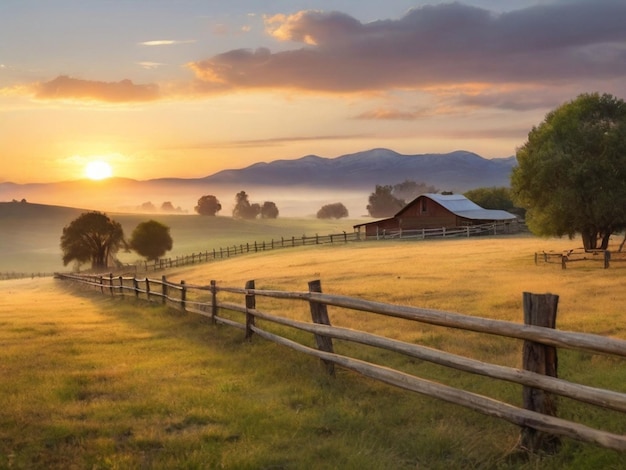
[{"x1": 2, "y1": 0, "x2": 626, "y2": 184}]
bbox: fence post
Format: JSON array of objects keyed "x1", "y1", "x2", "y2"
[
  {"x1": 561, "y1": 255, "x2": 567, "y2": 270},
  {"x1": 519, "y1": 292, "x2": 560, "y2": 454},
  {"x1": 99, "y1": 275, "x2": 104, "y2": 294},
  {"x1": 604, "y1": 250, "x2": 611, "y2": 269},
  {"x1": 109, "y1": 273, "x2": 114, "y2": 295},
  {"x1": 180, "y1": 280, "x2": 187, "y2": 312},
  {"x1": 119, "y1": 276, "x2": 124, "y2": 296},
  {"x1": 133, "y1": 277, "x2": 139, "y2": 298},
  {"x1": 245, "y1": 280, "x2": 255, "y2": 340},
  {"x1": 161, "y1": 275, "x2": 167, "y2": 304},
  {"x1": 308, "y1": 280, "x2": 335, "y2": 376},
  {"x1": 146, "y1": 278, "x2": 151, "y2": 300},
  {"x1": 210, "y1": 280, "x2": 217, "y2": 324}
]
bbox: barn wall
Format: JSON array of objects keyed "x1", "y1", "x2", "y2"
[{"x1": 397, "y1": 197, "x2": 458, "y2": 229}]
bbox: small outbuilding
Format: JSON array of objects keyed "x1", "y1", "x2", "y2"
[{"x1": 354, "y1": 193, "x2": 518, "y2": 238}]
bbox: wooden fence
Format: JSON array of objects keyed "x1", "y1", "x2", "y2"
[
  {"x1": 535, "y1": 248, "x2": 626, "y2": 269},
  {"x1": 0, "y1": 271, "x2": 54, "y2": 280},
  {"x1": 55, "y1": 271, "x2": 626, "y2": 454},
  {"x1": 136, "y1": 231, "x2": 360, "y2": 272},
  {"x1": 370, "y1": 220, "x2": 520, "y2": 240}
]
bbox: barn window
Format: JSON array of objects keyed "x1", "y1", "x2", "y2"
[{"x1": 421, "y1": 199, "x2": 427, "y2": 213}]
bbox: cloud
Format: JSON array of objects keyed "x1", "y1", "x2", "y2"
[
  {"x1": 188, "y1": 1, "x2": 626, "y2": 93},
  {"x1": 139, "y1": 39, "x2": 196, "y2": 46},
  {"x1": 170, "y1": 133, "x2": 368, "y2": 150},
  {"x1": 34, "y1": 75, "x2": 160, "y2": 102}
]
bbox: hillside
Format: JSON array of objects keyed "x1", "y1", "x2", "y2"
[{"x1": 0, "y1": 201, "x2": 359, "y2": 274}]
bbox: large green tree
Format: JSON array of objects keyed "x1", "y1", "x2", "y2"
[
  {"x1": 60, "y1": 211, "x2": 125, "y2": 270},
  {"x1": 511, "y1": 93, "x2": 626, "y2": 250},
  {"x1": 129, "y1": 220, "x2": 173, "y2": 261}
]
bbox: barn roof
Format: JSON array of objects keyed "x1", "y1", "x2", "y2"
[{"x1": 399, "y1": 193, "x2": 517, "y2": 221}]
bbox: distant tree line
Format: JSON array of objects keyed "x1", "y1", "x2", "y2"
[
  {"x1": 194, "y1": 191, "x2": 279, "y2": 219},
  {"x1": 137, "y1": 201, "x2": 186, "y2": 213}
]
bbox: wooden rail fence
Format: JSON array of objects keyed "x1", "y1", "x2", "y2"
[
  {"x1": 535, "y1": 248, "x2": 626, "y2": 269},
  {"x1": 55, "y1": 272, "x2": 626, "y2": 454},
  {"x1": 136, "y1": 231, "x2": 359, "y2": 272},
  {"x1": 370, "y1": 220, "x2": 520, "y2": 240}
]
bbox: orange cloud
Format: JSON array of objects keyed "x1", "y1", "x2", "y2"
[{"x1": 34, "y1": 75, "x2": 160, "y2": 103}]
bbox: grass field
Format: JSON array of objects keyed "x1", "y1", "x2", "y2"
[
  {"x1": 2, "y1": 233, "x2": 626, "y2": 469},
  {"x1": 0, "y1": 201, "x2": 361, "y2": 274}
]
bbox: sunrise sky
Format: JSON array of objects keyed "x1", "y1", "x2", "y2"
[{"x1": 2, "y1": 0, "x2": 626, "y2": 183}]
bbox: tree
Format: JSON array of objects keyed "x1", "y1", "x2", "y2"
[
  {"x1": 195, "y1": 195, "x2": 222, "y2": 216},
  {"x1": 366, "y1": 185, "x2": 405, "y2": 218},
  {"x1": 129, "y1": 220, "x2": 173, "y2": 261},
  {"x1": 139, "y1": 201, "x2": 157, "y2": 212},
  {"x1": 60, "y1": 211, "x2": 125, "y2": 270},
  {"x1": 511, "y1": 92, "x2": 626, "y2": 250},
  {"x1": 317, "y1": 202, "x2": 349, "y2": 219},
  {"x1": 233, "y1": 191, "x2": 260, "y2": 219},
  {"x1": 260, "y1": 201, "x2": 279, "y2": 219},
  {"x1": 464, "y1": 187, "x2": 514, "y2": 210},
  {"x1": 392, "y1": 180, "x2": 438, "y2": 202}
]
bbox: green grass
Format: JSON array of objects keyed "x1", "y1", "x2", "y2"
[
  {"x1": 0, "y1": 201, "x2": 361, "y2": 274},
  {"x1": 3, "y1": 235, "x2": 626, "y2": 468}
]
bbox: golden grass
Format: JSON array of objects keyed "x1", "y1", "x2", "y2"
[
  {"x1": 3, "y1": 234, "x2": 626, "y2": 468},
  {"x1": 178, "y1": 234, "x2": 626, "y2": 336}
]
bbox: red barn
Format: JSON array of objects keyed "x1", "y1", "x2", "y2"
[{"x1": 354, "y1": 193, "x2": 518, "y2": 238}]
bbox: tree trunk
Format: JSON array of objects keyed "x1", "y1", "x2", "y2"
[
  {"x1": 600, "y1": 232, "x2": 612, "y2": 250},
  {"x1": 581, "y1": 230, "x2": 594, "y2": 251}
]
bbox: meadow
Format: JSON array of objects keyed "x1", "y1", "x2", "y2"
[
  {"x1": 2, "y1": 227, "x2": 626, "y2": 469},
  {"x1": 0, "y1": 201, "x2": 361, "y2": 274}
]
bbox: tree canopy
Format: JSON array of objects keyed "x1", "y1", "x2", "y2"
[
  {"x1": 392, "y1": 180, "x2": 438, "y2": 202},
  {"x1": 366, "y1": 185, "x2": 404, "y2": 218},
  {"x1": 260, "y1": 201, "x2": 279, "y2": 219},
  {"x1": 464, "y1": 187, "x2": 515, "y2": 211},
  {"x1": 233, "y1": 191, "x2": 262, "y2": 219},
  {"x1": 60, "y1": 211, "x2": 125, "y2": 270},
  {"x1": 195, "y1": 195, "x2": 222, "y2": 216},
  {"x1": 317, "y1": 202, "x2": 349, "y2": 219},
  {"x1": 511, "y1": 92, "x2": 626, "y2": 250},
  {"x1": 129, "y1": 220, "x2": 173, "y2": 261}
]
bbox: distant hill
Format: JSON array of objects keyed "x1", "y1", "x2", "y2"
[
  {"x1": 202, "y1": 148, "x2": 516, "y2": 190},
  {"x1": 0, "y1": 148, "x2": 516, "y2": 216}
]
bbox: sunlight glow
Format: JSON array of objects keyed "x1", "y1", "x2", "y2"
[{"x1": 84, "y1": 160, "x2": 113, "y2": 180}]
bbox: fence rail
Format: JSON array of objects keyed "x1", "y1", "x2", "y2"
[
  {"x1": 134, "y1": 231, "x2": 360, "y2": 272},
  {"x1": 535, "y1": 248, "x2": 626, "y2": 269},
  {"x1": 55, "y1": 271, "x2": 626, "y2": 454},
  {"x1": 0, "y1": 271, "x2": 54, "y2": 280},
  {"x1": 370, "y1": 221, "x2": 519, "y2": 240}
]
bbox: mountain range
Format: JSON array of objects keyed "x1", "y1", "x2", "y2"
[
  {"x1": 192, "y1": 148, "x2": 516, "y2": 190},
  {"x1": 0, "y1": 148, "x2": 516, "y2": 216}
]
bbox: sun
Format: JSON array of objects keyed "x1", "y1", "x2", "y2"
[{"x1": 84, "y1": 160, "x2": 113, "y2": 180}]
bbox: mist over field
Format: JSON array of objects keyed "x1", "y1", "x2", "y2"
[
  {"x1": 0, "y1": 180, "x2": 371, "y2": 219},
  {"x1": 0, "y1": 200, "x2": 363, "y2": 274}
]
